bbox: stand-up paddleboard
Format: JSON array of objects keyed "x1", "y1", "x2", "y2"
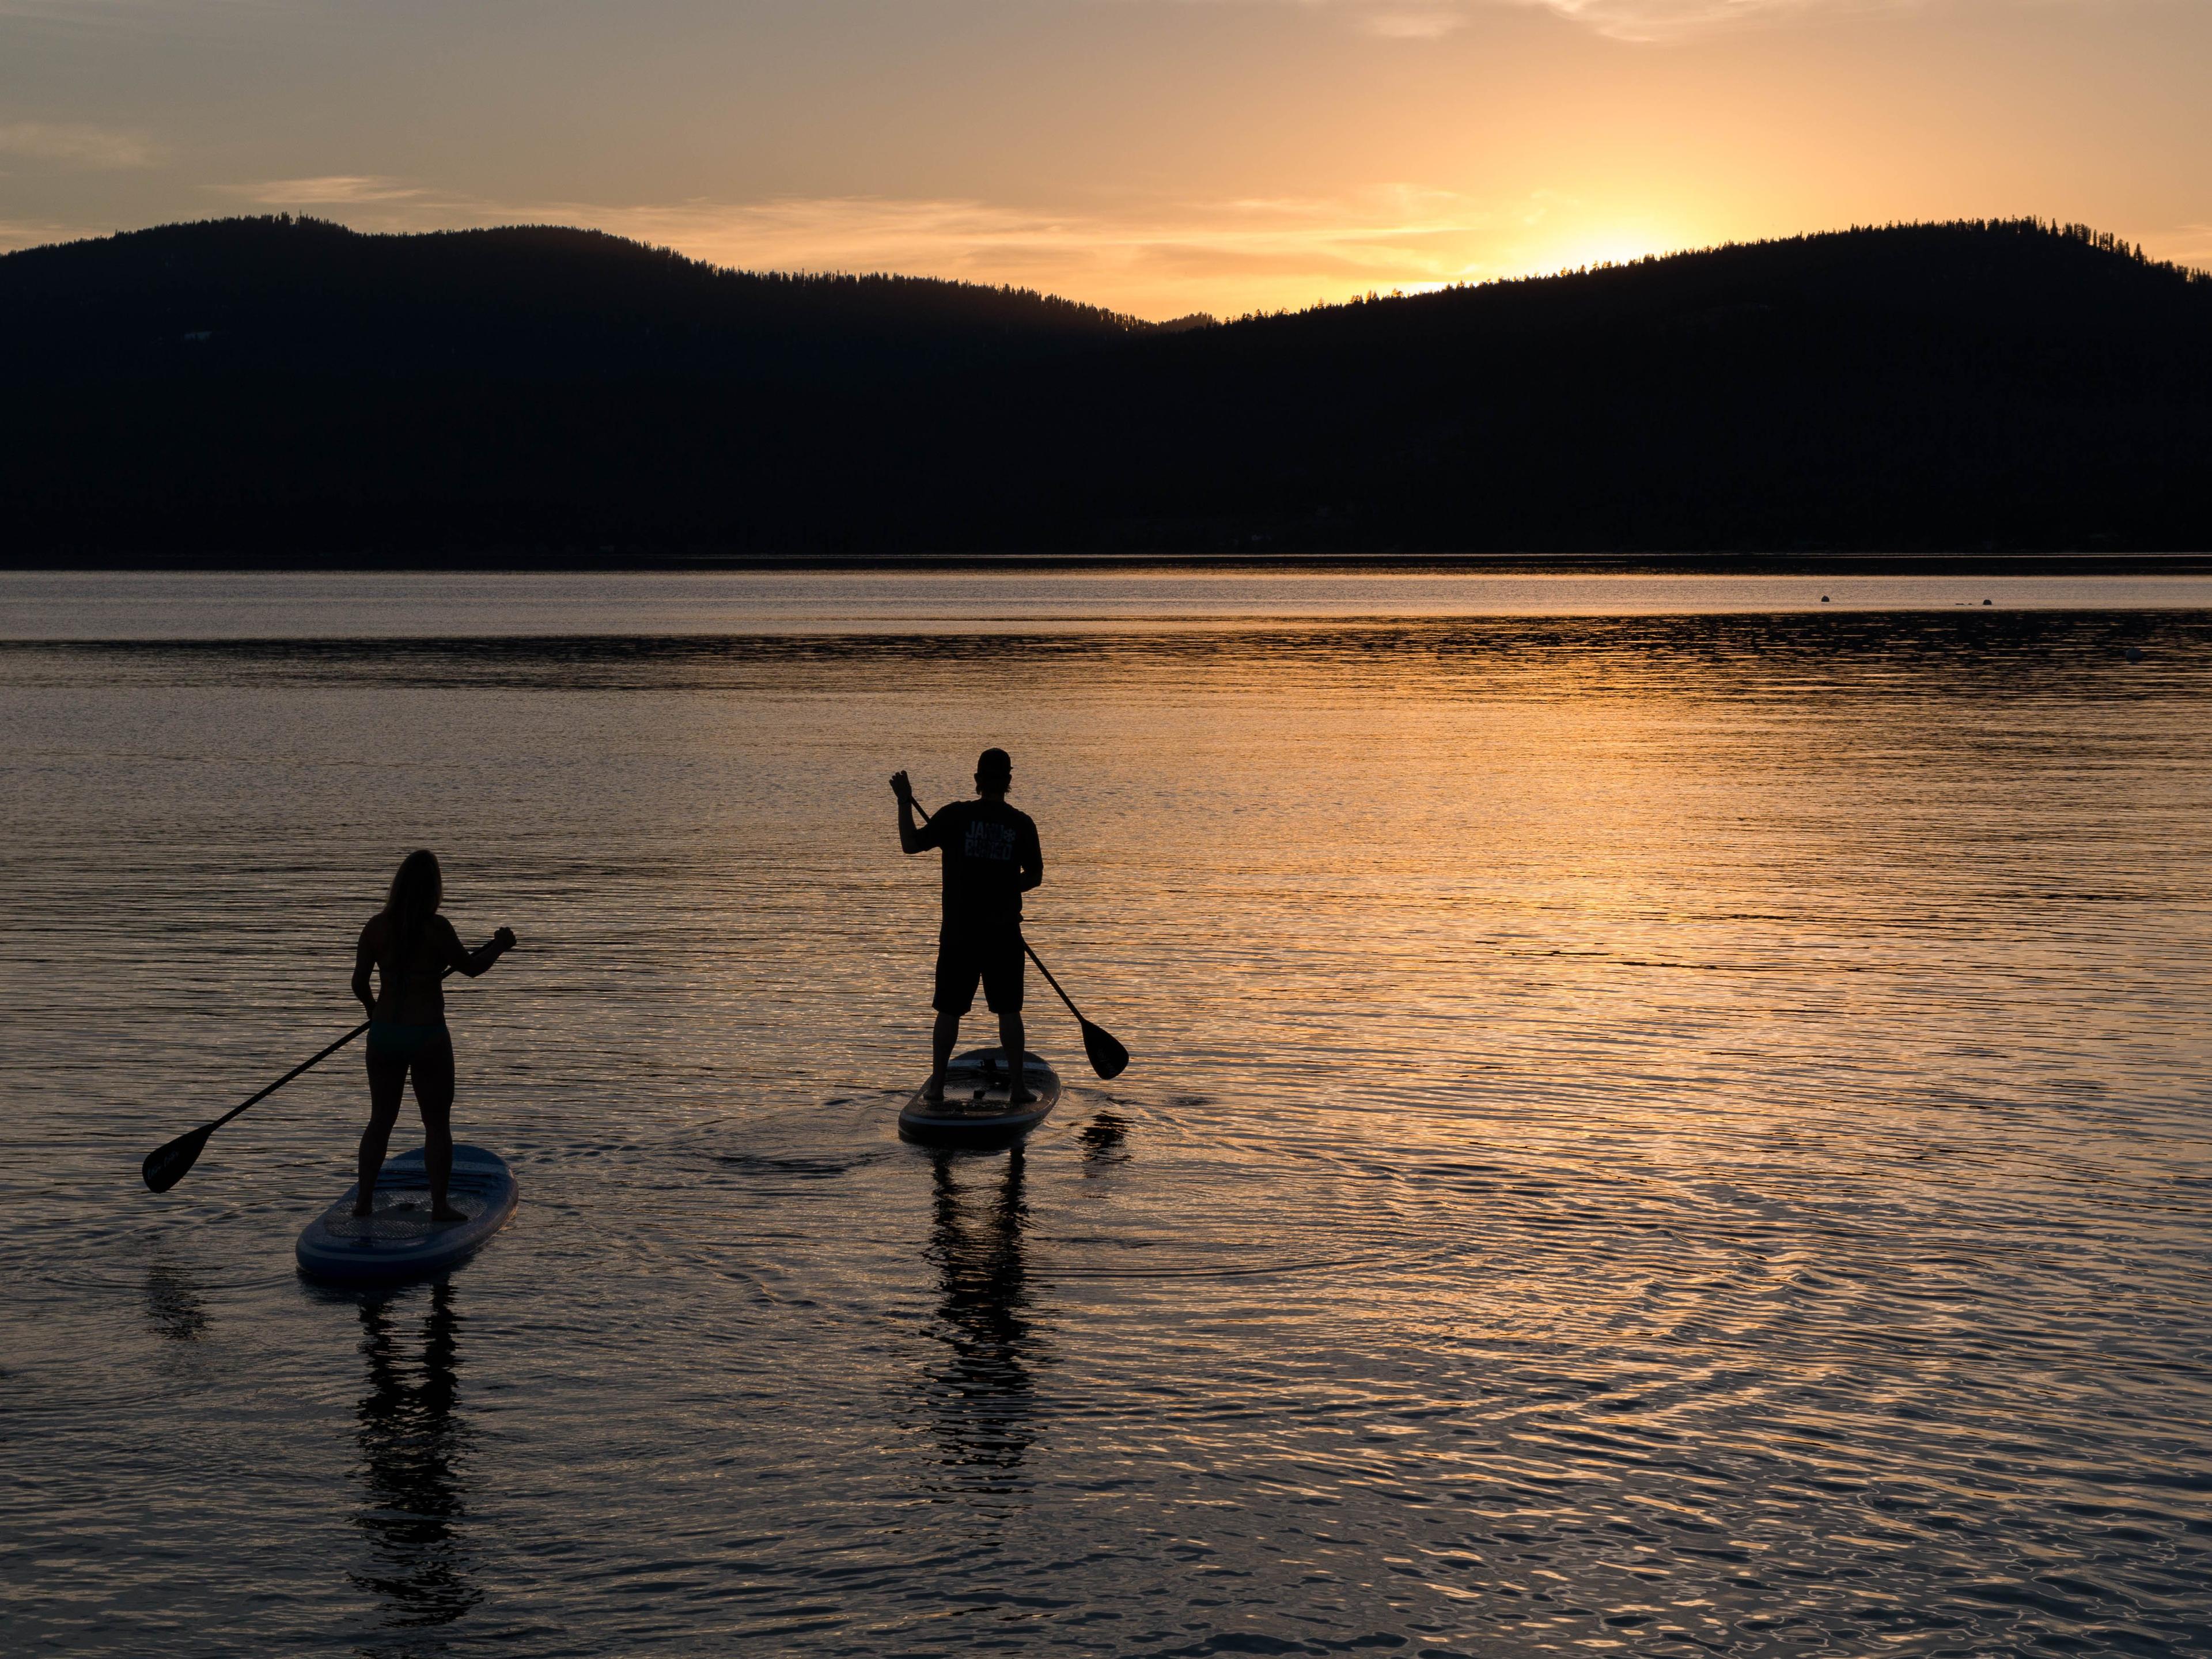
[
  {"x1": 296, "y1": 1144, "x2": 518, "y2": 1284},
  {"x1": 899, "y1": 1048, "x2": 1059, "y2": 1146}
]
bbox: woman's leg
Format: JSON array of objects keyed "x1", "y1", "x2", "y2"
[
  {"x1": 358, "y1": 1046, "x2": 410, "y2": 1216},
  {"x1": 412, "y1": 1034, "x2": 459, "y2": 1219}
]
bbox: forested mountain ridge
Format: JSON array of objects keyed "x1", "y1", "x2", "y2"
[
  {"x1": 0, "y1": 217, "x2": 1170, "y2": 382},
  {"x1": 3, "y1": 216, "x2": 2207, "y2": 559}
]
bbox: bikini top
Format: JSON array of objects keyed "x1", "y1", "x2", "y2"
[{"x1": 376, "y1": 917, "x2": 456, "y2": 1004}]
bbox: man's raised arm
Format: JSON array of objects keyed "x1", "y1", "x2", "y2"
[{"x1": 892, "y1": 770, "x2": 928, "y2": 854}]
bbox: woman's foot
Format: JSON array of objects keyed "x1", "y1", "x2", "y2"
[
  {"x1": 430, "y1": 1204, "x2": 465, "y2": 1224},
  {"x1": 352, "y1": 1200, "x2": 375, "y2": 1218}
]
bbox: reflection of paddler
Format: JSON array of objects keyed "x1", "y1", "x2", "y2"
[
  {"x1": 893, "y1": 749, "x2": 1044, "y2": 1105},
  {"x1": 923, "y1": 1148, "x2": 1041, "y2": 1479},
  {"x1": 353, "y1": 1281, "x2": 478, "y2": 1627}
]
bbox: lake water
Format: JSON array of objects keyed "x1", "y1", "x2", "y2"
[{"x1": 4, "y1": 572, "x2": 2210, "y2": 1657}]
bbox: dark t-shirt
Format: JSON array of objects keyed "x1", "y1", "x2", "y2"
[{"x1": 918, "y1": 799, "x2": 1041, "y2": 932}]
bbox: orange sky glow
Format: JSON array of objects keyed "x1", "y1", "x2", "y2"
[{"x1": 2, "y1": 0, "x2": 2206, "y2": 318}]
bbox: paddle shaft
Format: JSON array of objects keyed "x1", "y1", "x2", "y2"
[
  {"x1": 208, "y1": 1019, "x2": 369, "y2": 1131},
  {"x1": 906, "y1": 792, "x2": 1094, "y2": 1026},
  {"x1": 145, "y1": 959, "x2": 508, "y2": 1191},
  {"x1": 1019, "y1": 942, "x2": 1093, "y2": 1027},
  {"x1": 209, "y1": 963, "x2": 459, "y2": 1132}
]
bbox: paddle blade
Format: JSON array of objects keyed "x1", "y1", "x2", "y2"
[
  {"x1": 1080, "y1": 1018, "x2": 1130, "y2": 1081},
  {"x1": 142, "y1": 1123, "x2": 215, "y2": 1194}
]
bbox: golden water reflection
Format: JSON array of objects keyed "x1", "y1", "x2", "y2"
[{"x1": 6, "y1": 602, "x2": 2211, "y2": 1654}]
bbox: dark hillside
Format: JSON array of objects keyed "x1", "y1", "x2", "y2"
[
  {"x1": 1058, "y1": 220, "x2": 2212, "y2": 554},
  {"x1": 0, "y1": 216, "x2": 1156, "y2": 382},
  {"x1": 2, "y1": 216, "x2": 2207, "y2": 559}
]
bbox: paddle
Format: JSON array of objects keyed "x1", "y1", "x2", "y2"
[
  {"x1": 906, "y1": 791, "x2": 1130, "y2": 1080},
  {"x1": 141, "y1": 965, "x2": 457, "y2": 1194},
  {"x1": 1021, "y1": 942, "x2": 1130, "y2": 1081}
]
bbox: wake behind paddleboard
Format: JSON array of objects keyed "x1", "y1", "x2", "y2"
[
  {"x1": 899, "y1": 1048, "x2": 1059, "y2": 1146},
  {"x1": 296, "y1": 1143, "x2": 518, "y2": 1284}
]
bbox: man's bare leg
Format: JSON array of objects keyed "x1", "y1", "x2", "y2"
[
  {"x1": 929, "y1": 1010, "x2": 960, "y2": 1101},
  {"x1": 999, "y1": 1010, "x2": 1033, "y2": 1104}
]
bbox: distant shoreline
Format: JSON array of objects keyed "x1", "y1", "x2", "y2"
[
  {"x1": 7, "y1": 551, "x2": 2210, "y2": 577},
  {"x1": 11, "y1": 221, "x2": 2210, "y2": 565}
]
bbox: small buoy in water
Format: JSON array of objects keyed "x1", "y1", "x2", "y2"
[
  {"x1": 1820, "y1": 594, "x2": 1830, "y2": 603},
  {"x1": 2126, "y1": 646, "x2": 2144, "y2": 662},
  {"x1": 1982, "y1": 598, "x2": 1993, "y2": 605}
]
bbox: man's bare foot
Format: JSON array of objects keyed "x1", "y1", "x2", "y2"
[
  {"x1": 431, "y1": 1205, "x2": 465, "y2": 1224},
  {"x1": 352, "y1": 1200, "x2": 374, "y2": 1218},
  {"x1": 923, "y1": 1080, "x2": 946, "y2": 1104},
  {"x1": 1007, "y1": 1088, "x2": 1037, "y2": 1106}
]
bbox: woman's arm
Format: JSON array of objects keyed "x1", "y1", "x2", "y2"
[
  {"x1": 442, "y1": 919, "x2": 518, "y2": 977},
  {"x1": 353, "y1": 922, "x2": 378, "y2": 1016}
]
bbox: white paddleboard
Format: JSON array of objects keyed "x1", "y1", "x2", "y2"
[
  {"x1": 296, "y1": 1143, "x2": 518, "y2": 1284},
  {"x1": 899, "y1": 1047, "x2": 1059, "y2": 1146}
]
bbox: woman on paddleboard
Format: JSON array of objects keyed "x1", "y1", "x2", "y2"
[{"x1": 352, "y1": 850, "x2": 516, "y2": 1221}]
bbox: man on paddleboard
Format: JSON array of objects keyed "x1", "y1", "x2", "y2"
[{"x1": 893, "y1": 748, "x2": 1043, "y2": 1104}]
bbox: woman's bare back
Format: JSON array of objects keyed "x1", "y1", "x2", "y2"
[{"x1": 355, "y1": 912, "x2": 469, "y2": 1025}]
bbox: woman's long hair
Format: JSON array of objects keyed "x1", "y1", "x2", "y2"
[{"x1": 382, "y1": 850, "x2": 443, "y2": 959}]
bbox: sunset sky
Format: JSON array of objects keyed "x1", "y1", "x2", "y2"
[{"x1": 3, "y1": 0, "x2": 2206, "y2": 319}]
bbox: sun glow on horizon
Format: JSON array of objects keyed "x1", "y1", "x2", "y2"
[
  {"x1": 28, "y1": 181, "x2": 1745, "y2": 321},
  {"x1": 1512, "y1": 231, "x2": 1682, "y2": 279},
  {"x1": 0, "y1": 0, "x2": 2205, "y2": 321}
]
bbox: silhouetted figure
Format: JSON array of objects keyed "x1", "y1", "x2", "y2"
[
  {"x1": 892, "y1": 749, "x2": 1043, "y2": 1104},
  {"x1": 352, "y1": 850, "x2": 515, "y2": 1222}
]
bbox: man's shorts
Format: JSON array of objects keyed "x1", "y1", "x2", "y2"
[{"x1": 934, "y1": 926, "x2": 1024, "y2": 1016}]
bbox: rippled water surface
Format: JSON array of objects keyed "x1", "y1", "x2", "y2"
[{"x1": 3, "y1": 574, "x2": 2210, "y2": 1657}]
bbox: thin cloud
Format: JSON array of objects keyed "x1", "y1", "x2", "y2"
[
  {"x1": 0, "y1": 0, "x2": 270, "y2": 28},
  {"x1": 1361, "y1": 10, "x2": 1471, "y2": 37},
  {"x1": 1259, "y1": 0, "x2": 1894, "y2": 43},
  {"x1": 1511, "y1": 0, "x2": 1848, "y2": 40},
  {"x1": 0, "y1": 121, "x2": 160, "y2": 169},
  {"x1": 0, "y1": 214, "x2": 103, "y2": 251},
  {"x1": 180, "y1": 177, "x2": 1657, "y2": 316},
  {"x1": 565, "y1": 185, "x2": 1688, "y2": 313},
  {"x1": 539, "y1": 187, "x2": 1518, "y2": 305},
  {"x1": 222, "y1": 175, "x2": 426, "y2": 206}
]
